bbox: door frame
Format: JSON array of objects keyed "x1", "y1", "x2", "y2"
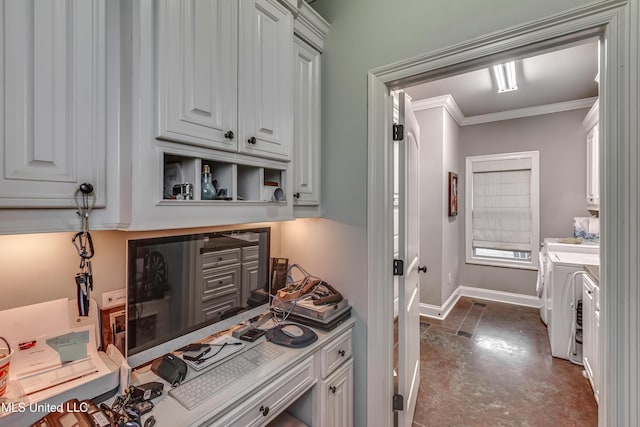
[{"x1": 366, "y1": 2, "x2": 635, "y2": 426}]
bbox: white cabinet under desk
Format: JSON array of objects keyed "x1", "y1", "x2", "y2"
[{"x1": 130, "y1": 317, "x2": 355, "y2": 427}]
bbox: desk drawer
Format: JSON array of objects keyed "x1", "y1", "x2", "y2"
[
  {"x1": 320, "y1": 330, "x2": 352, "y2": 378},
  {"x1": 242, "y1": 245, "x2": 259, "y2": 261},
  {"x1": 211, "y1": 356, "x2": 315, "y2": 426},
  {"x1": 202, "y1": 248, "x2": 241, "y2": 268}
]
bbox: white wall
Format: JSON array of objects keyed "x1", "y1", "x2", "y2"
[{"x1": 458, "y1": 109, "x2": 589, "y2": 295}]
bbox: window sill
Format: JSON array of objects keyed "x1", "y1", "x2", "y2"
[{"x1": 466, "y1": 257, "x2": 538, "y2": 271}]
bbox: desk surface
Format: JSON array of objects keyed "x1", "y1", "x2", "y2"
[{"x1": 132, "y1": 317, "x2": 355, "y2": 427}]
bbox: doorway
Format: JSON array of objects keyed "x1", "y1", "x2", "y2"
[
  {"x1": 392, "y1": 37, "x2": 599, "y2": 425},
  {"x1": 367, "y1": 4, "x2": 630, "y2": 426}
]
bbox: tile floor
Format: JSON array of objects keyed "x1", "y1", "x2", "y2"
[{"x1": 399, "y1": 297, "x2": 598, "y2": 427}]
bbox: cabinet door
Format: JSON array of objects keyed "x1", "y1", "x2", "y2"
[
  {"x1": 156, "y1": 0, "x2": 238, "y2": 152},
  {"x1": 319, "y1": 359, "x2": 354, "y2": 427},
  {"x1": 292, "y1": 39, "x2": 321, "y2": 206},
  {"x1": 0, "y1": 0, "x2": 106, "y2": 208},
  {"x1": 238, "y1": 0, "x2": 293, "y2": 161},
  {"x1": 586, "y1": 123, "x2": 599, "y2": 207},
  {"x1": 582, "y1": 278, "x2": 595, "y2": 385}
]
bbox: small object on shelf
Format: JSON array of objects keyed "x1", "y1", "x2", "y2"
[
  {"x1": 201, "y1": 165, "x2": 216, "y2": 200},
  {"x1": 173, "y1": 183, "x2": 193, "y2": 200}
]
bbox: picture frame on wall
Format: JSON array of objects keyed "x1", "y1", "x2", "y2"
[{"x1": 448, "y1": 172, "x2": 458, "y2": 216}]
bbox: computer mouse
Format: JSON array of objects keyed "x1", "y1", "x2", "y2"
[{"x1": 281, "y1": 324, "x2": 305, "y2": 338}]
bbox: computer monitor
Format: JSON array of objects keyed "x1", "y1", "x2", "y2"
[{"x1": 125, "y1": 227, "x2": 271, "y2": 368}]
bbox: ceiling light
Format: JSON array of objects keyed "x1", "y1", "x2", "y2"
[{"x1": 493, "y1": 61, "x2": 518, "y2": 93}]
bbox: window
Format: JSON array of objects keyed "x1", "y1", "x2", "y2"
[{"x1": 465, "y1": 151, "x2": 539, "y2": 269}]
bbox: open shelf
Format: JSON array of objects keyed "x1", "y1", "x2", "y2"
[{"x1": 162, "y1": 150, "x2": 287, "y2": 204}]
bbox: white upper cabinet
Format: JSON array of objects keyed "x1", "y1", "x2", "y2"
[
  {"x1": 0, "y1": 0, "x2": 106, "y2": 209},
  {"x1": 292, "y1": 39, "x2": 321, "y2": 206},
  {"x1": 583, "y1": 100, "x2": 599, "y2": 212},
  {"x1": 157, "y1": 0, "x2": 238, "y2": 152},
  {"x1": 156, "y1": 0, "x2": 292, "y2": 162},
  {"x1": 238, "y1": 0, "x2": 293, "y2": 161},
  {"x1": 291, "y1": 2, "x2": 329, "y2": 214}
]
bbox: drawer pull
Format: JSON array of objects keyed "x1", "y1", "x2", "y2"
[
  {"x1": 259, "y1": 405, "x2": 270, "y2": 416},
  {"x1": 219, "y1": 280, "x2": 224, "y2": 285},
  {"x1": 329, "y1": 386, "x2": 337, "y2": 394},
  {"x1": 338, "y1": 349, "x2": 346, "y2": 357},
  {"x1": 248, "y1": 136, "x2": 257, "y2": 145},
  {"x1": 218, "y1": 257, "x2": 223, "y2": 262}
]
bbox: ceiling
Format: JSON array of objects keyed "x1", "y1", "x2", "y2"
[{"x1": 404, "y1": 39, "x2": 599, "y2": 117}]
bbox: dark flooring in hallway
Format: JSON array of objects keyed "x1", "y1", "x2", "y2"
[{"x1": 407, "y1": 297, "x2": 598, "y2": 427}]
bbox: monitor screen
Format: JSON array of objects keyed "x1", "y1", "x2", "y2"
[{"x1": 126, "y1": 227, "x2": 271, "y2": 367}]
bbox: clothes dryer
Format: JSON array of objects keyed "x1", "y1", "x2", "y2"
[{"x1": 547, "y1": 250, "x2": 599, "y2": 361}]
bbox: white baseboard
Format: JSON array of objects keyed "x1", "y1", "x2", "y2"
[
  {"x1": 458, "y1": 286, "x2": 541, "y2": 308},
  {"x1": 418, "y1": 285, "x2": 540, "y2": 320},
  {"x1": 419, "y1": 289, "x2": 461, "y2": 320}
]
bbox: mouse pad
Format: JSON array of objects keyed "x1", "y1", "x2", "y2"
[{"x1": 265, "y1": 323, "x2": 318, "y2": 348}]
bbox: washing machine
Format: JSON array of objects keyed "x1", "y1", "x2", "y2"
[
  {"x1": 547, "y1": 250, "x2": 599, "y2": 361},
  {"x1": 537, "y1": 238, "x2": 599, "y2": 326}
]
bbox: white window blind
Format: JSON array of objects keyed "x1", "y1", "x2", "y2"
[
  {"x1": 472, "y1": 169, "x2": 532, "y2": 252},
  {"x1": 465, "y1": 151, "x2": 539, "y2": 269}
]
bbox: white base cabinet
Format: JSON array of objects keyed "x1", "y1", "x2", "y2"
[
  {"x1": 582, "y1": 273, "x2": 600, "y2": 403},
  {"x1": 318, "y1": 359, "x2": 354, "y2": 427}
]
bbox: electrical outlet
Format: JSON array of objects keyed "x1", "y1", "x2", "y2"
[{"x1": 102, "y1": 289, "x2": 126, "y2": 309}]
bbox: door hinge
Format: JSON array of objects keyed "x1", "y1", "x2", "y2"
[
  {"x1": 393, "y1": 393, "x2": 404, "y2": 411},
  {"x1": 393, "y1": 259, "x2": 404, "y2": 276},
  {"x1": 393, "y1": 124, "x2": 404, "y2": 141}
]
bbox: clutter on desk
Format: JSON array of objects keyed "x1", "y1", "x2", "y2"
[
  {"x1": 0, "y1": 298, "x2": 121, "y2": 424},
  {"x1": 265, "y1": 324, "x2": 318, "y2": 348},
  {"x1": 271, "y1": 264, "x2": 351, "y2": 331},
  {"x1": 150, "y1": 354, "x2": 186, "y2": 387}
]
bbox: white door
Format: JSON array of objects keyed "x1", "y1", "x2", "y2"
[{"x1": 396, "y1": 91, "x2": 421, "y2": 426}]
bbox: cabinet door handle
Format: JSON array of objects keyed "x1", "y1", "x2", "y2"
[
  {"x1": 259, "y1": 405, "x2": 270, "y2": 416},
  {"x1": 293, "y1": 192, "x2": 300, "y2": 199},
  {"x1": 586, "y1": 290, "x2": 593, "y2": 295},
  {"x1": 418, "y1": 265, "x2": 427, "y2": 273},
  {"x1": 329, "y1": 386, "x2": 337, "y2": 394},
  {"x1": 248, "y1": 136, "x2": 257, "y2": 145},
  {"x1": 224, "y1": 130, "x2": 234, "y2": 140},
  {"x1": 338, "y1": 349, "x2": 346, "y2": 357}
]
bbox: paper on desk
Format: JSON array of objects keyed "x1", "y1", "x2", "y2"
[
  {"x1": 9, "y1": 325, "x2": 110, "y2": 402},
  {"x1": 46, "y1": 330, "x2": 89, "y2": 362}
]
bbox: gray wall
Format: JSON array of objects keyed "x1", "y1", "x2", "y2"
[
  {"x1": 282, "y1": 1, "x2": 596, "y2": 424},
  {"x1": 414, "y1": 107, "x2": 462, "y2": 306},
  {"x1": 442, "y1": 111, "x2": 462, "y2": 303},
  {"x1": 458, "y1": 109, "x2": 590, "y2": 295},
  {"x1": 415, "y1": 108, "x2": 444, "y2": 306}
]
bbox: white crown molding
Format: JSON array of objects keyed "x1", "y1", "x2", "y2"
[
  {"x1": 411, "y1": 95, "x2": 465, "y2": 126},
  {"x1": 582, "y1": 98, "x2": 599, "y2": 129},
  {"x1": 411, "y1": 95, "x2": 598, "y2": 126}
]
